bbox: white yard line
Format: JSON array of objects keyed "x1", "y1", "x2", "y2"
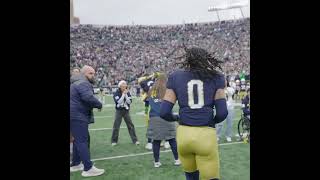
[
  {"x1": 94, "y1": 116, "x2": 113, "y2": 119},
  {"x1": 89, "y1": 125, "x2": 146, "y2": 131},
  {"x1": 95, "y1": 113, "x2": 145, "y2": 118},
  {"x1": 91, "y1": 142, "x2": 245, "y2": 162}
]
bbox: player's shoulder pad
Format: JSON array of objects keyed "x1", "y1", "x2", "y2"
[
  {"x1": 167, "y1": 70, "x2": 185, "y2": 81},
  {"x1": 214, "y1": 73, "x2": 226, "y2": 89},
  {"x1": 170, "y1": 70, "x2": 184, "y2": 76},
  {"x1": 167, "y1": 71, "x2": 179, "y2": 90}
]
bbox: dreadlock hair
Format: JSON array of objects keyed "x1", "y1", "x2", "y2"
[{"x1": 177, "y1": 46, "x2": 224, "y2": 80}]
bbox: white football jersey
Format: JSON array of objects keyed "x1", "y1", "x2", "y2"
[{"x1": 226, "y1": 87, "x2": 235, "y2": 109}]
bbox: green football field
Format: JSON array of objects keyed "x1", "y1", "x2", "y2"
[{"x1": 70, "y1": 95, "x2": 250, "y2": 180}]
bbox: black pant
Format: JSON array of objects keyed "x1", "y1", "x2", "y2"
[
  {"x1": 88, "y1": 134, "x2": 90, "y2": 150},
  {"x1": 152, "y1": 138, "x2": 179, "y2": 162},
  {"x1": 111, "y1": 109, "x2": 138, "y2": 143},
  {"x1": 70, "y1": 121, "x2": 92, "y2": 171},
  {"x1": 70, "y1": 131, "x2": 90, "y2": 161}
]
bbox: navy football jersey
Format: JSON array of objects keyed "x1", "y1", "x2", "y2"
[
  {"x1": 236, "y1": 85, "x2": 241, "y2": 91},
  {"x1": 167, "y1": 70, "x2": 225, "y2": 126},
  {"x1": 242, "y1": 95, "x2": 250, "y2": 116},
  {"x1": 147, "y1": 97, "x2": 161, "y2": 117},
  {"x1": 240, "y1": 84, "x2": 246, "y2": 91}
]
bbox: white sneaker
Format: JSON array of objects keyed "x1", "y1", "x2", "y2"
[
  {"x1": 70, "y1": 143, "x2": 73, "y2": 153},
  {"x1": 70, "y1": 163, "x2": 84, "y2": 172},
  {"x1": 226, "y1": 137, "x2": 232, "y2": 142},
  {"x1": 135, "y1": 141, "x2": 140, "y2": 145},
  {"x1": 242, "y1": 132, "x2": 248, "y2": 137},
  {"x1": 154, "y1": 162, "x2": 162, "y2": 168},
  {"x1": 145, "y1": 143, "x2": 152, "y2": 150},
  {"x1": 164, "y1": 142, "x2": 170, "y2": 149},
  {"x1": 111, "y1": 143, "x2": 117, "y2": 146},
  {"x1": 174, "y1": 159, "x2": 181, "y2": 166},
  {"x1": 81, "y1": 165, "x2": 105, "y2": 177}
]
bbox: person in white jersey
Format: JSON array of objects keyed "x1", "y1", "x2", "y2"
[{"x1": 216, "y1": 81, "x2": 235, "y2": 142}]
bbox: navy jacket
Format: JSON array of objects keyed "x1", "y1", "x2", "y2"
[
  {"x1": 113, "y1": 89, "x2": 132, "y2": 110},
  {"x1": 242, "y1": 95, "x2": 250, "y2": 116},
  {"x1": 70, "y1": 75, "x2": 102, "y2": 123}
]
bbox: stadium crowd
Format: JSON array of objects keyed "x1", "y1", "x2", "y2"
[
  {"x1": 70, "y1": 18, "x2": 250, "y2": 87},
  {"x1": 70, "y1": 18, "x2": 250, "y2": 178}
]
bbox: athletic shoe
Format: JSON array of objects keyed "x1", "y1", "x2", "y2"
[
  {"x1": 164, "y1": 141, "x2": 170, "y2": 149},
  {"x1": 154, "y1": 162, "x2": 162, "y2": 168},
  {"x1": 174, "y1": 159, "x2": 181, "y2": 166},
  {"x1": 81, "y1": 165, "x2": 105, "y2": 177},
  {"x1": 70, "y1": 163, "x2": 83, "y2": 172},
  {"x1": 226, "y1": 137, "x2": 232, "y2": 142},
  {"x1": 145, "y1": 143, "x2": 152, "y2": 150}
]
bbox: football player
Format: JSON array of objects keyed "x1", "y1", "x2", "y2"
[
  {"x1": 242, "y1": 88, "x2": 250, "y2": 120},
  {"x1": 160, "y1": 47, "x2": 228, "y2": 180},
  {"x1": 246, "y1": 82, "x2": 250, "y2": 91},
  {"x1": 235, "y1": 79, "x2": 241, "y2": 101},
  {"x1": 98, "y1": 88, "x2": 105, "y2": 105},
  {"x1": 239, "y1": 78, "x2": 247, "y2": 100},
  {"x1": 216, "y1": 81, "x2": 235, "y2": 142}
]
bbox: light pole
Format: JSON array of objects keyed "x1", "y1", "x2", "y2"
[
  {"x1": 239, "y1": 7, "x2": 245, "y2": 18},
  {"x1": 216, "y1": 11, "x2": 220, "y2": 21},
  {"x1": 208, "y1": 1, "x2": 248, "y2": 21}
]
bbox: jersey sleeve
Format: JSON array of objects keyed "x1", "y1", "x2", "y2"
[
  {"x1": 166, "y1": 72, "x2": 175, "y2": 90},
  {"x1": 215, "y1": 75, "x2": 226, "y2": 89}
]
